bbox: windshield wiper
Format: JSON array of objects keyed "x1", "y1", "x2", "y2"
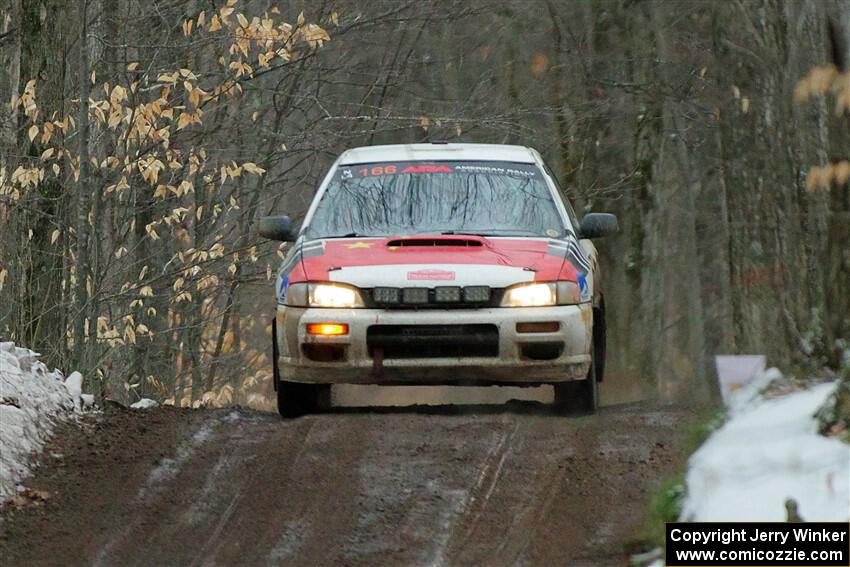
[
  {"x1": 439, "y1": 229, "x2": 541, "y2": 237},
  {"x1": 321, "y1": 232, "x2": 366, "y2": 239}
]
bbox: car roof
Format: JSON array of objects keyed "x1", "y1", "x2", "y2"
[{"x1": 337, "y1": 143, "x2": 538, "y2": 165}]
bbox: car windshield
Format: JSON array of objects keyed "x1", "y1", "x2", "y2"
[{"x1": 304, "y1": 161, "x2": 565, "y2": 239}]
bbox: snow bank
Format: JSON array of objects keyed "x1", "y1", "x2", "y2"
[
  {"x1": 130, "y1": 398, "x2": 158, "y2": 409},
  {"x1": 0, "y1": 342, "x2": 88, "y2": 500},
  {"x1": 682, "y1": 379, "x2": 850, "y2": 522}
]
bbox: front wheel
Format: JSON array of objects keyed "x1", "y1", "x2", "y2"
[
  {"x1": 272, "y1": 317, "x2": 329, "y2": 418},
  {"x1": 552, "y1": 348, "x2": 598, "y2": 415}
]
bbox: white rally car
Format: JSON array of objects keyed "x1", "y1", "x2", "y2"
[{"x1": 260, "y1": 143, "x2": 617, "y2": 417}]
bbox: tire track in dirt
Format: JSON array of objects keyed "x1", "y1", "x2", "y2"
[{"x1": 0, "y1": 402, "x2": 694, "y2": 567}]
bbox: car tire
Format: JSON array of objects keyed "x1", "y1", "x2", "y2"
[
  {"x1": 552, "y1": 342, "x2": 598, "y2": 415},
  {"x1": 277, "y1": 380, "x2": 329, "y2": 418},
  {"x1": 272, "y1": 317, "x2": 329, "y2": 418}
]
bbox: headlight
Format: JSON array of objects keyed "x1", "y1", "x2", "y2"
[
  {"x1": 285, "y1": 283, "x2": 365, "y2": 308},
  {"x1": 501, "y1": 283, "x2": 556, "y2": 307},
  {"x1": 500, "y1": 281, "x2": 582, "y2": 307}
]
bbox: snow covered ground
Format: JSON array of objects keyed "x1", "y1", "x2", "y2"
[
  {"x1": 0, "y1": 342, "x2": 90, "y2": 500},
  {"x1": 682, "y1": 375, "x2": 850, "y2": 522}
]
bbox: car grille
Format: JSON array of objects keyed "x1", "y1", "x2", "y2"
[{"x1": 367, "y1": 324, "x2": 499, "y2": 359}]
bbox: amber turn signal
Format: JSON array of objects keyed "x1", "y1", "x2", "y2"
[
  {"x1": 516, "y1": 322, "x2": 560, "y2": 333},
  {"x1": 306, "y1": 323, "x2": 349, "y2": 336}
]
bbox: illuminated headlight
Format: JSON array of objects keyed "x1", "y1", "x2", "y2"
[
  {"x1": 286, "y1": 283, "x2": 365, "y2": 308},
  {"x1": 501, "y1": 283, "x2": 556, "y2": 307},
  {"x1": 500, "y1": 281, "x2": 582, "y2": 307}
]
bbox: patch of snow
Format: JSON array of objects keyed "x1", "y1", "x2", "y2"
[
  {"x1": 130, "y1": 398, "x2": 158, "y2": 409},
  {"x1": 136, "y1": 420, "x2": 215, "y2": 501},
  {"x1": 0, "y1": 343, "x2": 87, "y2": 500},
  {"x1": 682, "y1": 381, "x2": 850, "y2": 522}
]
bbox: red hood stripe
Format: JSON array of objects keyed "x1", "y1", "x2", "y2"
[{"x1": 293, "y1": 236, "x2": 575, "y2": 284}]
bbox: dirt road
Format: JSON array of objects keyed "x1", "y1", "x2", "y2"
[{"x1": 0, "y1": 396, "x2": 692, "y2": 566}]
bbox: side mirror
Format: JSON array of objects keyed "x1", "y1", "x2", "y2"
[
  {"x1": 578, "y1": 213, "x2": 618, "y2": 239},
  {"x1": 259, "y1": 215, "x2": 296, "y2": 242}
]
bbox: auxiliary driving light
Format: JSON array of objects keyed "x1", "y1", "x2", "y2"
[
  {"x1": 463, "y1": 286, "x2": 491, "y2": 302},
  {"x1": 434, "y1": 286, "x2": 462, "y2": 302},
  {"x1": 373, "y1": 287, "x2": 400, "y2": 303},
  {"x1": 306, "y1": 323, "x2": 349, "y2": 336},
  {"x1": 402, "y1": 287, "x2": 429, "y2": 304}
]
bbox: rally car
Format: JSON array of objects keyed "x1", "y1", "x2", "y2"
[{"x1": 260, "y1": 143, "x2": 617, "y2": 417}]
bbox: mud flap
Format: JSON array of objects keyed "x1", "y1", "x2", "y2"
[
  {"x1": 371, "y1": 346, "x2": 384, "y2": 379},
  {"x1": 272, "y1": 316, "x2": 279, "y2": 391}
]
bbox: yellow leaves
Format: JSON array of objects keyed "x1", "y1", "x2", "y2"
[
  {"x1": 795, "y1": 65, "x2": 840, "y2": 103},
  {"x1": 40, "y1": 148, "x2": 54, "y2": 161},
  {"x1": 172, "y1": 290, "x2": 192, "y2": 304},
  {"x1": 298, "y1": 23, "x2": 330, "y2": 48},
  {"x1": 197, "y1": 274, "x2": 219, "y2": 291},
  {"x1": 197, "y1": 11, "x2": 206, "y2": 28},
  {"x1": 157, "y1": 71, "x2": 180, "y2": 85},
  {"x1": 807, "y1": 160, "x2": 850, "y2": 192},
  {"x1": 241, "y1": 162, "x2": 265, "y2": 175},
  {"x1": 105, "y1": 175, "x2": 130, "y2": 194},
  {"x1": 146, "y1": 222, "x2": 160, "y2": 241},
  {"x1": 51, "y1": 229, "x2": 60, "y2": 245},
  {"x1": 110, "y1": 84, "x2": 128, "y2": 105},
  {"x1": 236, "y1": 13, "x2": 249, "y2": 28},
  {"x1": 177, "y1": 111, "x2": 202, "y2": 130},
  {"x1": 209, "y1": 14, "x2": 222, "y2": 32},
  {"x1": 124, "y1": 324, "x2": 136, "y2": 345},
  {"x1": 139, "y1": 285, "x2": 154, "y2": 297},
  {"x1": 0, "y1": 268, "x2": 7, "y2": 291},
  {"x1": 177, "y1": 179, "x2": 194, "y2": 196},
  {"x1": 41, "y1": 122, "x2": 54, "y2": 145},
  {"x1": 10, "y1": 165, "x2": 44, "y2": 190},
  {"x1": 127, "y1": 61, "x2": 139, "y2": 71},
  {"x1": 139, "y1": 157, "x2": 165, "y2": 184},
  {"x1": 228, "y1": 59, "x2": 253, "y2": 78},
  {"x1": 209, "y1": 242, "x2": 225, "y2": 258},
  {"x1": 741, "y1": 97, "x2": 750, "y2": 114},
  {"x1": 173, "y1": 277, "x2": 185, "y2": 291},
  {"x1": 28, "y1": 125, "x2": 38, "y2": 142},
  {"x1": 19, "y1": 80, "x2": 38, "y2": 120},
  {"x1": 182, "y1": 18, "x2": 193, "y2": 36}
]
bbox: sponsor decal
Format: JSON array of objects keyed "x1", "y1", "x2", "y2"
[
  {"x1": 344, "y1": 241, "x2": 373, "y2": 249},
  {"x1": 401, "y1": 164, "x2": 453, "y2": 174},
  {"x1": 577, "y1": 273, "x2": 590, "y2": 301},
  {"x1": 277, "y1": 274, "x2": 290, "y2": 303},
  {"x1": 407, "y1": 269, "x2": 456, "y2": 281}
]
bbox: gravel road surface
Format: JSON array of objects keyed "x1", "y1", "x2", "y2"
[{"x1": 0, "y1": 395, "x2": 692, "y2": 566}]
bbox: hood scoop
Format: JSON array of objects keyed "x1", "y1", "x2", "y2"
[{"x1": 387, "y1": 237, "x2": 483, "y2": 248}]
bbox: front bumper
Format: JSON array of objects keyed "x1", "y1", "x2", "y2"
[{"x1": 276, "y1": 304, "x2": 593, "y2": 386}]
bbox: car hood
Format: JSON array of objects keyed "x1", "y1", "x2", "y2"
[{"x1": 289, "y1": 234, "x2": 587, "y2": 288}]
